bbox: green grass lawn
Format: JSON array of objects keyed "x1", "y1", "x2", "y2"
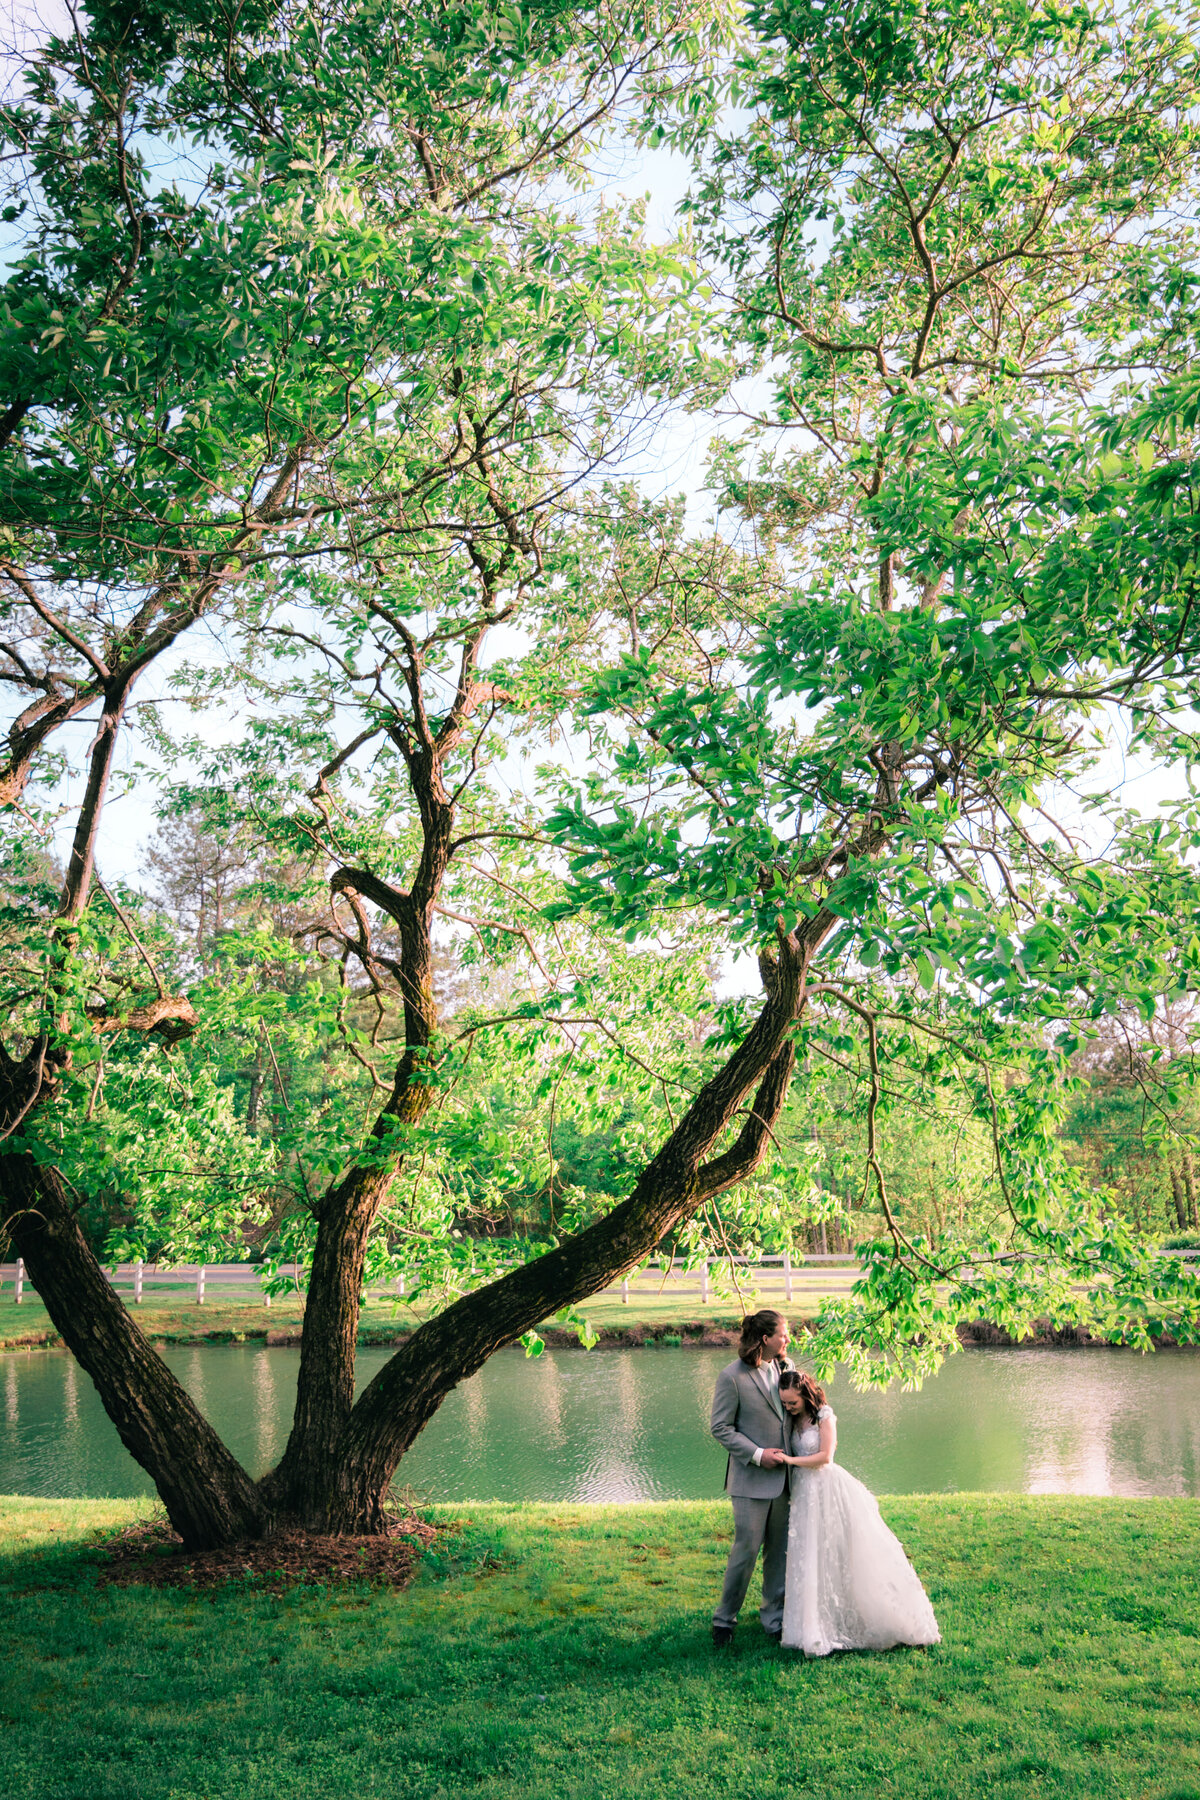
[
  {"x1": 0, "y1": 1283, "x2": 833, "y2": 1350},
  {"x1": 1, "y1": 1494, "x2": 1197, "y2": 1800},
  {"x1": 0, "y1": 1291, "x2": 312, "y2": 1348}
]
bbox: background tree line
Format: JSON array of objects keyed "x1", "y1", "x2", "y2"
[{"x1": 6, "y1": 802, "x2": 1198, "y2": 1290}]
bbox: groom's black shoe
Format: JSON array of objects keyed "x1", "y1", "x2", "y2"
[
  {"x1": 712, "y1": 1625, "x2": 734, "y2": 1647},
  {"x1": 764, "y1": 1628, "x2": 783, "y2": 1644}
]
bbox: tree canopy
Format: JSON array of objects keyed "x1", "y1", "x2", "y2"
[{"x1": 1, "y1": 0, "x2": 1199, "y2": 1544}]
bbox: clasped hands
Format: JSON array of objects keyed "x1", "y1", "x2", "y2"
[{"x1": 762, "y1": 1445, "x2": 813, "y2": 1468}]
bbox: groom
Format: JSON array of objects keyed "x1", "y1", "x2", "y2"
[{"x1": 709, "y1": 1309, "x2": 800, "y2": 1646}]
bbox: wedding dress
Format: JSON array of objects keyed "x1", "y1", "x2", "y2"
[{"x1": 780, "y1": 1407, "x2": 940, "y2": 1657}]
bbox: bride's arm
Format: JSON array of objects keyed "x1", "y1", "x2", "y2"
[{"x1": 781, "y1": 1413, "x2": 837, "y2": 1467}]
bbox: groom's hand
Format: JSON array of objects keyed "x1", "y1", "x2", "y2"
[{"x1": 759, "y1": 1447, "x2": 787, "y2": 1468}]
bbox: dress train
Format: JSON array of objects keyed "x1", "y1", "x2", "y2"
[{"x1": 780, "y1": 1408, "x2": 940, "y2": 1657}]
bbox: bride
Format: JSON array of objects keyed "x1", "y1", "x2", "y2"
[{"x1": 779, "y1": 1372, "x2": 940, "y2": 1657}]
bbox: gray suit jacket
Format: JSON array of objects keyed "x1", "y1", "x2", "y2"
[{"x1": 710, "y1": 1356, "x2": 797, "y2": 1499}]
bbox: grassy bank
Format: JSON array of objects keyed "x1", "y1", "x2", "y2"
[
  {"x1": 1, "y1": 1495, "x2": 1197, "y2": 1800},
  {"x1": 0, "y1": 1289, "x2": 763, "y2": 1352}
]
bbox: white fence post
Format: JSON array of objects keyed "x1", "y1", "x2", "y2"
[{"x1": 5, "y1": 1253, "x2": 866, "y2": 1312}]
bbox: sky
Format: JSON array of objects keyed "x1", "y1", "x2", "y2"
[{"x1": 0, "y1": 0, "x2": 67, "y2": 92}]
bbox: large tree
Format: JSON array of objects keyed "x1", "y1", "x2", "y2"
[
  {"x1": 0, "y1": 0, "x2": 788, "y2": 1545},
  {"x1": 5, "y1": 0, "x2": 1200, "y2": 1552}
]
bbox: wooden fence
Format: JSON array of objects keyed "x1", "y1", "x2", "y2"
[
  {"x1": 0, "y1": 1252, "x2": 861, "y2": 1308},
  {"x1": 2, "y1": 1248, "x2": 1194, "y2": 1310}
]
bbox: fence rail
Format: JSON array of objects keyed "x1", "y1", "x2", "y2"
[
  {"x1": 0, "y1": 1252, "x2": 861, "y2": 1309},
  {"x1": 1, "y1": 1248, "x2": 1196, "y2": 1309}
]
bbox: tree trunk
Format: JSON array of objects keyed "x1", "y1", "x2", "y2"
[
  {"x1": 269, "y1": 873, "x2": 439, "y2": 1522},
  {"x1": 1170, "y1": 1161, "x2": 1187, "y2": 1231},
  {"x1": 246, "y1": 1049, "x2": 264, "y2": 1133},
  {"x1": 1, "y1": 1147, "x2": 266, "y2": 1549},
  {"x1": 320, "y1": 928, "x2": 814, "y2": 1532},
  {"x1": 0, "y1": 666, "x2": 267, "y2": 1548},
  {"x1": 266, "y1": 1088, "x2": 430, "y2": 1522}
]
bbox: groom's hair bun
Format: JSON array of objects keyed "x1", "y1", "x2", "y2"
[{"x1": 737, "y1": 1309, "x2": 785, "y2": 1366}]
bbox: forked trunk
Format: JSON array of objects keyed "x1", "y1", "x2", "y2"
[
  {"x1": 267, "y1": 1140, "x2": 426, "y2": 1523},
  {"x1": 1, "y1": 1147, "x2": 266, "y2": 1549},
  {"x1": 320, "y1": 938, "x2": 811, "y2": 1532},
  {"x1": 269, "y1": 885, "x2": 439, "y2": 1522},
  {"x1": 320, "y1": 1174, "x2": 726, "y2": 1533}
]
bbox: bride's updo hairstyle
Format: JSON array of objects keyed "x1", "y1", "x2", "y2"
[
  {"x1": 792, "y1": 1372, "x2": 826, "y2": 1425},
  {"x1": 738, "y1": 1310, "x2": 786, "y2": 1368}
]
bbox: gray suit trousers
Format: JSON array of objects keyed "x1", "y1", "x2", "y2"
[{"x1": 713, "y1": 1491, "x2": 790, "y2": 1631}]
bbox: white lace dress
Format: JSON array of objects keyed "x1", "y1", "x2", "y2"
[{"x1": 781, "y1": 1407, "x2": 940, "y2": 1657}]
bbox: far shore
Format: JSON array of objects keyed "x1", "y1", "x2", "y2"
[{"x1": 0, "y1": 1294, "x2": 1192, "y2": 1355}]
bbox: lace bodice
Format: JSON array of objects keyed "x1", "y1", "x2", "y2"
[{"x1": 795, "y1": 1404, "x2": 835, "y2": 1456}]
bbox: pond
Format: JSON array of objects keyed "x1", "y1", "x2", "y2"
[{"x1": 1, "y1": 1342, "x2": 1198, "y2": 1503}]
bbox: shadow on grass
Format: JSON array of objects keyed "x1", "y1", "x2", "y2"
[
  {"x1": 0, "y1": 1530, "x2": 113, "y2": 1594},
  {"x1": 1, "y1": 1497, "x2": 1198, "y2": 1800}
]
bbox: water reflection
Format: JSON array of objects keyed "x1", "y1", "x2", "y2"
[
  {"x1": 462, "y1": 1364, "x2": 487, "y2": 1445},
  {"x1": 0, "y1": 1343, "x2": 1197, "y2": 1502},
  {"x1": 252, "y1": 1352, "x2": 277, "y2": 1473}
]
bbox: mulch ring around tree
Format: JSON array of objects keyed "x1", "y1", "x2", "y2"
[{"x1": 98, "y1": 1510, "x2": 440, "y2": 1592}]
